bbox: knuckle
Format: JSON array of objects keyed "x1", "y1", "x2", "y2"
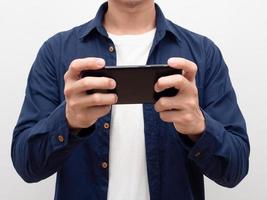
[
  {"x1": 192, "y1": 87, "x2": 198, "y2": 97},
  {"x1": 64, "y1": 71, "x2": 69, "y2": 82},
  {"x1": 158, "y1": 98, "x2": 167, "y2": 108},
  {"x1": 68, "y1": 99, "x2": 78, "y2": 109},
  {"x1": 81, "y1": 78, "x2": 90, "y2": 88},
  {"x1": 186, "y1": 99, "x2": 196, "y2": 108},
  {"x1": 70, "y1": 59, "x2": 79, "y2": 69},
  {"x1": 191, "y1": 63, "x2": 198, "y2": 73},
  {"x1": 64, "y1": 87, "x2": 71, "y2": 98},
  {"x1": 177, "y1": 76, "x2": 184, "y2": 85},
  {"x1": 181, "y1": 59, "x2": 187, "y2": 67},
  {"x1": 69, "y1": 59, "x2": 80, "y2": 72},
  {"x1": 182, "y1": 113, "x2": 193, "y2": 124},
  {"x1": 91, "y1": 93, "x2": 101, "y2": 105}
]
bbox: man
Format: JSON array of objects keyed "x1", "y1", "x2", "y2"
[{"x1": 12, "y1": 0, "x2": 249, "y2": 200}]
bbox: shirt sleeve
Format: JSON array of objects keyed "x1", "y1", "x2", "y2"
[
  {"x1": 11, "y1": 38, "x2": 95, "y2": 183},
  {"x1": 178, "y1": 38, "x2": 250, "y2": 188}
]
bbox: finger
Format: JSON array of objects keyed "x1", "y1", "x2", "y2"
[
  {"x1": 75, "y1": 105, "x2": 112, "y2": 128},
  {"x1": 82, "y1": 93, "x2": 118, "y2": 107},
  {"x1": 155, "y1": 74, "x2": 190, "y2": 92},
  {"x1": 67, "y1": 93, "x2": 118, "y2": 108},
  {"x1": 159, "y1": 110, "x2": 204, "y2": 133},
  {"x1": 64, "y1": 77, "x2": 116, "y2": 97},
  {"x1": 65, "y1": 58, "x2": 105, "y2": 81},
  {"x1": 154, "y1": 94, "x2": 196, "y2": 113},
  {"x1": 86, "y1": 105, "x2": 112, "y2": 119},
  {"x1": 168, "y1": 57, "x2": 197, "y2": 82},
  {"x1": 158, "y1": 109, "x2": 190, "y2": 123},
  {"x1": 154, "y1": 96, "x2": 183, "y2": 112},
  {"x1": 159, "y1": 110, "x2": 180, "y2": 123}
]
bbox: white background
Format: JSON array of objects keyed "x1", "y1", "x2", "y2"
[{"x1": 0, "y1": 0, "x2": 266, "y2": 199}]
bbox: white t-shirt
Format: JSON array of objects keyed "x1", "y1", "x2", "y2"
[{"x1": 107, "y1": 29, "x2": 156, "y2": 200}]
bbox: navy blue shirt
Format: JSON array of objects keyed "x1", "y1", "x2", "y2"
[{"x1": 12, "y1": 2, "x2": 249, "y2": 200}]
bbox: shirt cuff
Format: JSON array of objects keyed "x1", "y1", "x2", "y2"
[
  {"x1": 45, "y1": 101, "x2": 96, "y2": 151},
  {"x1": 177, "y1": 110, "x2": 225, "y2": 169}
]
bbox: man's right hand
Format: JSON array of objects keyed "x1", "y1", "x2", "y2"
[{"x1": 64, "y1": 58, "x2": 117, "y2": 130}]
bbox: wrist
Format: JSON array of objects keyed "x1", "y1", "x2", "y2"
[{"x1": 188, "y1": 112, "x2": 205, "y2": 141}]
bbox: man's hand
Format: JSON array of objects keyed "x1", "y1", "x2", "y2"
[
  {"x1": 154, "y1": 58, "x2": 205, "y2": 141},
  {"x1": 64, "y1": 58, "x2": 117, "y2": 130}
]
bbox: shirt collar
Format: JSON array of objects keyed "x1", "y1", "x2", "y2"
[{"x1": 79, "y1": 2, "x2": 180, "y2": 42}]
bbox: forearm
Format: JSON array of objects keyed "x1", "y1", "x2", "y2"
[
  {"x1": 186, "y1": 111, "x2": 249, "y2": 187},
  {"x1": 11, "y1": 102, "x2": 93, "y2": 183}
]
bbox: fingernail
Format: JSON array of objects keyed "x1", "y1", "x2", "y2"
[
  {"x1": 96, "y1": 58, "x2": 105, "y2": 67},
  {"x1": 154, "y1": 83, "x2": 160, "y2": 92},
  {"x1": 110, "y1": 80, "x2": 116, "y2": 88},
  {"x1": 168, "y1": 58, "x2": 176, "y2": 64},
  {"x1": 114, "y1": 95, "x2": 118, "y2": 103}
]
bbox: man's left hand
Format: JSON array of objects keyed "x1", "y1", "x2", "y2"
[{"x1": 154, "y1": 58, "x2": 205, "y2": 141}]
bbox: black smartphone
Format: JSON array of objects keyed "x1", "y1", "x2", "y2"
[{"x1": 81, "y1": 65, "x2": 182, "y2": 104}]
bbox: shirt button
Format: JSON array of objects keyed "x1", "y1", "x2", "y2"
[
  {"x1": 194, "y1": 152, "x2": 201, "y2": 157},
  {"x1": 109, "y1": 46, "x2": 115, "y2": 53},
  {"x1": 101, "y1": 162, "x2": 108, "y2": 169},
  {"x1": 57, "y1": 135, "x2": 65, "y2": 143},
  {"x1": 104, "y1": 123, "x2": 110, "y2": 129}
]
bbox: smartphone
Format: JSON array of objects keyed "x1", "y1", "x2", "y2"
[{"x1": 81, "y1": 65, "x2": 182, "y2": 104}]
